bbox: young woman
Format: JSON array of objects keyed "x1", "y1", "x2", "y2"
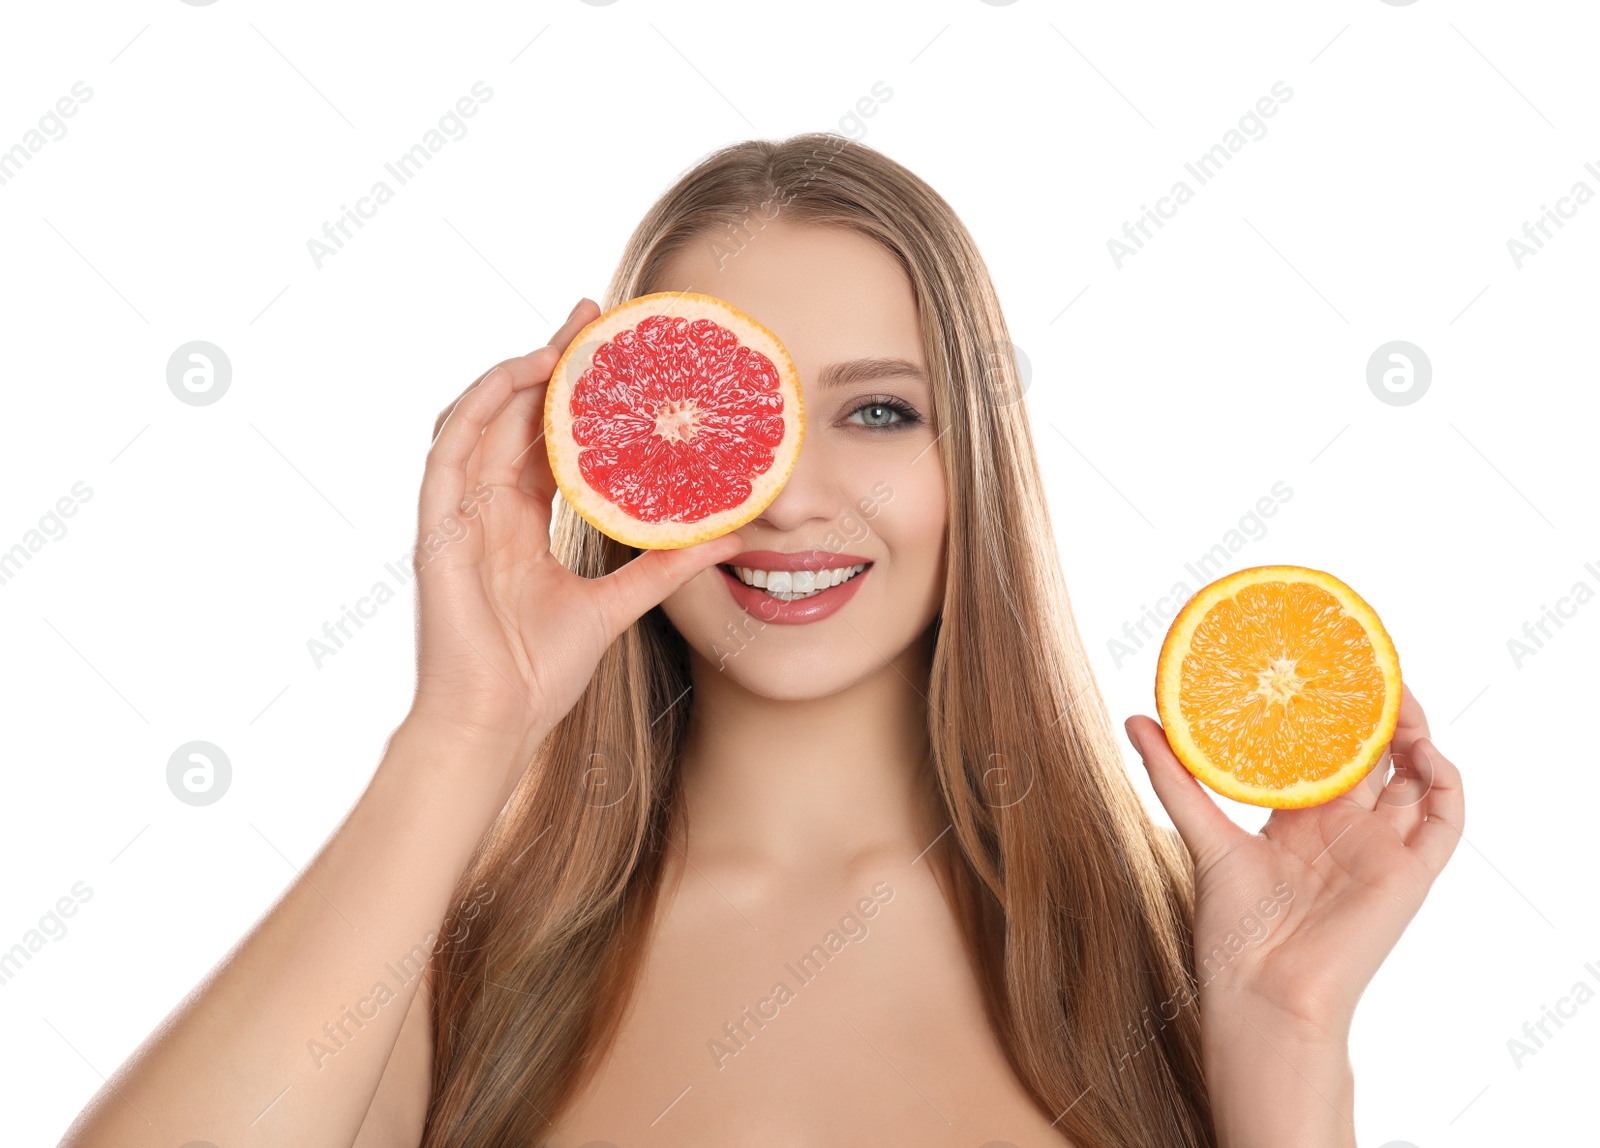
[{"x1": 62, "y1": 133, "x2": 1464, "y2": 1148}]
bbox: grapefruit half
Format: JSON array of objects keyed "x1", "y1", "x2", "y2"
[
  {"x1": 1154, "y1": 565, "x2": 1403, "y2": 809},
  {"x1": 544, "y1": 291, "x2": 805, "y2": 550}
]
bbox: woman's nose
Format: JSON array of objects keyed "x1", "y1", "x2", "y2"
[{"x1": 747, "y1": 434, "x2": 840, "y2": 535}]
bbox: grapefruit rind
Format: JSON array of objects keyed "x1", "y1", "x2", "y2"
[
  {"x1": 1154, "y1": 565, "x2": 1402, "y2": 810},
  {"x1": 544, "y1": 291, "x2": 805, "y2": 551}
]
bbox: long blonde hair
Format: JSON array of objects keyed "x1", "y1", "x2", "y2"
[{"x1": 422, "y1": 132, "x2": 1213, "y2": 1147}]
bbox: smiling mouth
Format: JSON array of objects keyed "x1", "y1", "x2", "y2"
[{"x1": 717, "y1": 561, "x2": 874, "y2": 601}]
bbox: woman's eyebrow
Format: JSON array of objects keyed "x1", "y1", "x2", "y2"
[{"x1": 816, "y1": 357, "x2": 928, "y2": 392}]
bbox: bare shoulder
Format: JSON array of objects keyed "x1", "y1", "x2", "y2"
[{"x1": 352, "y1": 961, "x2": 435, "y2": 1148}]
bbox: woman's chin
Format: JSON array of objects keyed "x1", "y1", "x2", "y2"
[{"x1": 689, "y1": 643, "x2": 870, "y2": 700}]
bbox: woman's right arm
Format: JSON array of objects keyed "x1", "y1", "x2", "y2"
[
  {"x1": 58, "y1": 297, "x2": 751, "y2": 1148},
  {"x1": 56, "y1": 713, "x2": 542, "y2": 1148}
]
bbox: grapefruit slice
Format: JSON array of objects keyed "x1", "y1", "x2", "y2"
[
  {"x1": 1154, "y1": 565, "x2": 1402, "y2": 809},
  {"x1": 544, "y1": 291, "x2": 804, "y2": 550}
]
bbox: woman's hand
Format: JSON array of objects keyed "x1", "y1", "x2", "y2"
[
  {"x1": 405, "y1": 298, "x2": 749, "y2": 783},
  {"x1": 1125, "y1": 682, "x2": 1465, "y2": 1143}
]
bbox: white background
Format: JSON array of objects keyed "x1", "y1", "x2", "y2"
[{"x1": 1, "y1": 1, "x2": 1594, "y2": 1144}]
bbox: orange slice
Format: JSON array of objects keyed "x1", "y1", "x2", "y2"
[{"x1": 1154, "y1": 565, "x2": 1402, "y2": 809}]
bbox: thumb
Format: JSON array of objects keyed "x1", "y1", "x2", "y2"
[
  {"x1": 1125, "y1": 714, "x2": 1247, "y2": 869},
  {"x1": 594, "y1": 530, "x2": 748, "y2": 638}
]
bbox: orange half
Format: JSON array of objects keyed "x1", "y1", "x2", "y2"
[{"x1": 1154, "y1": 565, "x2": 1402, "y2": 809}]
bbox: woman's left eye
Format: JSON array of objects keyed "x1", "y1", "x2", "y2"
[{"x1": 845, "y1": 396, "x2": 923, "y2": 432}]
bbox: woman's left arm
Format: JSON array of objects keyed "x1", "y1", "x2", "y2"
[{"x1": 1125, "y1": 683, "x2": 1465, "y2": 1148}]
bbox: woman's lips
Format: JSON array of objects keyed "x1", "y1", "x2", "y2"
[
  {"x1": 721, "y1": 548, "x2": 873, "y2": 571},
  {"x1": 716, "y1": 562, "x2": 871, "y2": 626}
]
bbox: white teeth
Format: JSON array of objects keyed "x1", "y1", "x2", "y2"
[{"x1": 731, "y1": 563, "x2": 867, "y2": 600}]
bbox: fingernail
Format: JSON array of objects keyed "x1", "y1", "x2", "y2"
[{"x1": 569, "y1": 298, "x2": 586, "y2": 318}]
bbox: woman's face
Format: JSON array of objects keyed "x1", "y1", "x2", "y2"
[{"x1": 653, "y1": 219, "x2": 948, "y2": 699}]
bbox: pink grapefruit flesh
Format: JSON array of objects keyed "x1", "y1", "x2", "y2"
[{"x1": 544, "y1": 292, "x2": 805, "y2": 550}]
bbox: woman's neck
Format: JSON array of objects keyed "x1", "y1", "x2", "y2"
[{"x1": 673, "y1": 633, "x2": 942, "y2": 877}]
